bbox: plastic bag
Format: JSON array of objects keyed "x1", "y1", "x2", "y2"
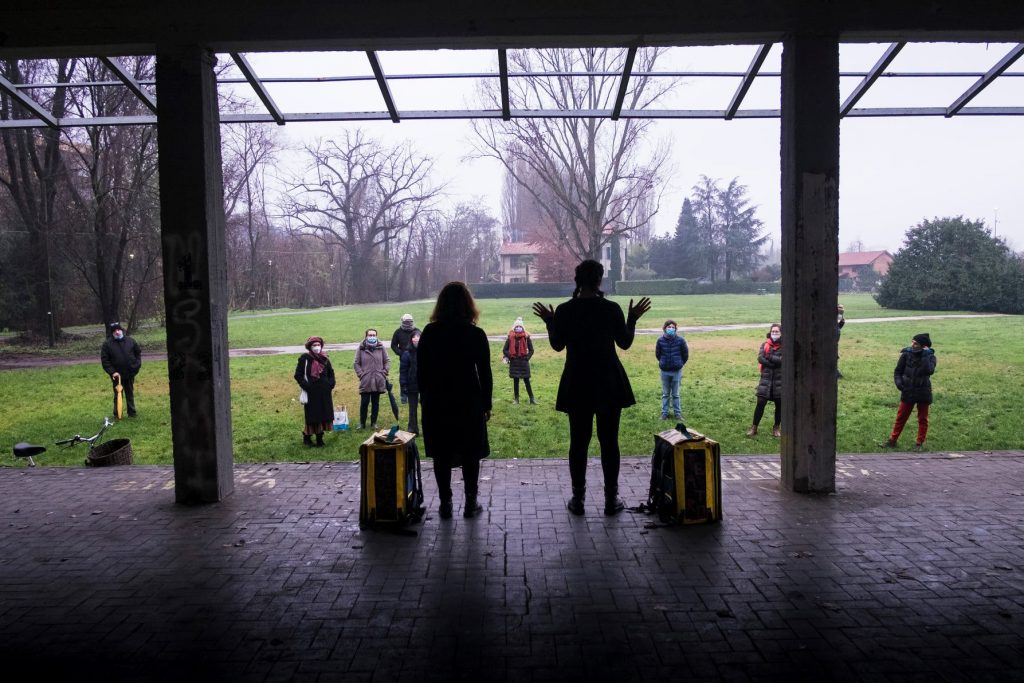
[
  {"x1": 333, "y1": 405, "x2": 349, "y2": 432},
  {"x1": 298, "y1": 389, "x2": 308, "y2": 404}
]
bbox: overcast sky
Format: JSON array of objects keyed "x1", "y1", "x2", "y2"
[{"x1": 232, "y1": 43, "x2": 1023, "y2": 253}]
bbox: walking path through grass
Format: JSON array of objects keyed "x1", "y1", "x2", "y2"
[{"x1": 0, "y1": 312, "x2": 1005, "y2": 369}]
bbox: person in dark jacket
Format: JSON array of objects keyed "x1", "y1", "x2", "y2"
[
  {"x1": 502, "y1": 317, "x2": 536, "y2": 405},
  {"x1": 399, "y1": 332, "x2": 421, "y2": 434},
  {"x1": 391, "y1": 313, "x2": 421, "y2": 404},
  {"x1": 100, "y1": 321, "x2": 142, "y2": 418},
  {"x1": 655, "y1": 319, "x2": 689, "y2": 420},
  {"x1": 747, "y1": 323, "x2": 782, "y2": 438},
  {"x1": 354, "y1": 328, "x2": 390, "y2": 430},
  {"x1": 417, "y1": 282, "x2": 492, "y2": 520},
  {"x1": 294, "y1": 336, "x2": 336, "y2": 447},
  {"x1": 533, "y1": 260, "x2": 651, "y2": 517},
  {"x1": 881, "y1": 332, "x2": 937, "y2": 451},
  {"x1": 836, "y1": 303, "x2": 846, "y2": 379}
]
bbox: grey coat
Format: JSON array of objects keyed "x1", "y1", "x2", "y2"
[
  {"x1": 354, "y1": 342, "x2": 390, "y2": 393},
  {"x1": 755, "y1": 341, "x2": 782, "y2": 401}
]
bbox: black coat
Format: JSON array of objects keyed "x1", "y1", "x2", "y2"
[
  {"x1": 544, "y1": 296, "x2": 637, "y2": 414},
  {"x1": 894, "y1": 347, "x2": 936, "y2": 404},
  {"x1": 399, "y1": 347, "x2": 419, "y2": 393},
  {"x1": 294, "y1": 353, "x2": 336, "y2": 425},
  {"x1": 417, "y1": 320, "x2": 492, "y2": 466},
  {"x1": 502, "y1": 334, "x2": 534, "y2": 379},
  {"x1": 390, "y1": 326, "x2": 421, "y2": 356},
  {"x1": 755, "y1": 341, "x2": 782, "y2": 401},
  {"x1": 100, "y1": 336, "x2": 142, "y2": 376}
]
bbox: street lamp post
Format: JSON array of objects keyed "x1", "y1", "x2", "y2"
[{"x1": 993, "y1": 207, "x2": 999, "y2": 237}]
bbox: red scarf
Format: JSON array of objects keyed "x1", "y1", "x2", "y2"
[
  {"x1": 508, "y1": 330, "x2": 530, "y2": 358},
  {"x1": 309, "y1": 350, "x2": 328, "y2": 379},
  {"x1": 758, "y1": 339, "x2": 781, "y2": 372}
]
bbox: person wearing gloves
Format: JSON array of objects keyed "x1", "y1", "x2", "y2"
[
  {"x1": 747, "y1": 323, "x2": 783, "y2": 438},
  {"x1": 655, "y1": 319, "x2": 689, "y2": 420},
  {"x1": 881, "y1": 333, "x2": 937, "y2": 451},
  {"x1": 391, "y1": 313, "x2": 421, "y2": 404},
  {"x1": 294, "y1": 336, "x2": 336, "y2": 447},
  {"x1": 100, "y1": 321, "x2": 142, "y2": 418},
  {"x1": 502, "y1": 317, "x2": 536, "y2": 405},
  {"x1": 354, "y1": 328, "x2": 390, "y2": 430}
]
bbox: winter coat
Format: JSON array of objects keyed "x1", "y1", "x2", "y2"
[
  {"x1": 502, "y1": 334, "x2": 534, "y2": 379},
  {"x1": 354, "y1": 342, "x2": 390, "y2": 394},
  {"x1": 655, "y1": 334, "x2": 689, "y2": 372},
  {"x1": 544, "y1": 296, "x2": 637, "y2": 414},
  {"x1": 755, "y1": 340, "x2": 782, "y2": 401},
  {"x1": 390, "y1": 326, "x2": 421, "y2": 357},
  {"x1": 894, "y1": 347, "x2": 936, "y2": 404},
  {"x1": 294, "y1": 353, "x2": 336, "y2": 425},
  {"x1": 100, "y1": 336, "x2": 142, "y2": 377},
  {"x1": 399, "y1": 347, "x2": 419, "y2": 394},
  {"x1": 417, "y1": 320, "x2": 492, "y2": 466}
]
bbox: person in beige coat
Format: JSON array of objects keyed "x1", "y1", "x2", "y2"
[{"x1": 353, "y1": 328, "x2": 390, "y2": 430}]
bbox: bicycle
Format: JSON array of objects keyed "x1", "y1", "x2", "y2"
[{"x1": 13, "y1": 417, "x2": 115, "y2": 467}]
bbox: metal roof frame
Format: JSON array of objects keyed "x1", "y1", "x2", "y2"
[{"x1": 2, "y1": 43, "x2": 1023, "y2": 129}]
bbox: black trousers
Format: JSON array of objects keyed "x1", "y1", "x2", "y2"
[
  {"x1": 753, "y1": 397, "x2": 781, "y2": 427},
  {"x1": 406, "y1": 391, "x2": 419, "y2": 433},
  {"x1": 567, "y1": 408, "x2": 622, "y2": 492},
  {"x1": 433, "y1": 457, "x2": 480, "y2": 501},
  {"x1": 513, "y1": 378, "x2": 534, "y2": 400},
  {"x1": 111, "y1": 374, "x2": 137, "y2": 417},
  {"x1": 359, "y1": 392, "x2": 380, "y2": 427}
]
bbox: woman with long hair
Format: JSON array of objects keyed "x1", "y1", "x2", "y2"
[
  {"x1": 533, "y1": 260, "x2": 651, "y2": 516},
  {"x1": 416, "y1": 282, "x2": 493, "y2": 519}
]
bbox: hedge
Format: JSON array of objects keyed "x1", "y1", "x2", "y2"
[
  {"x1": 470, "y1": 282, "x2": 576, "y2": 299},
  {"x1": 614, "y1": 279, "x2": 782, "y2": 295}
]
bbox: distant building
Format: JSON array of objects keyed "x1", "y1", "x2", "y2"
[
  {"x1": 838, "y1": 250, "x2": 894, "y2": 287},
  {"x1": 499, "y1": 242, "x2": 544, "y2": 283}
]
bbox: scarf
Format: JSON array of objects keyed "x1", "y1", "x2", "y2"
[
  {"x1": 401, "y1": 319, "x2": 415, "y2": 331},
  {"x1": 306, "y1": 336, "x2": 327, "y2": 379},
  {"x1": 758, "y1": 339, "x2": 781, "y2": 372},
  {"x1": 508, "y1": 330, "x2": 530, "y2": 358}
]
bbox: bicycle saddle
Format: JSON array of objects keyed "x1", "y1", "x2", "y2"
[{"x1": 14, "y1": 443, "x2": 46, "y2": 458}]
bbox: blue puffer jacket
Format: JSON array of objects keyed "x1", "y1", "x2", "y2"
[{"x1": 655, "y1": 334, "x2": 689, "y2": 372}]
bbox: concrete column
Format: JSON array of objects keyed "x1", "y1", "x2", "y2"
[
  {"x1": 779, "y1": 34, "x2": 840, "y2": 493},
  {"x1": 155, "y1": 46, "x2": 234, "y2": 504}
]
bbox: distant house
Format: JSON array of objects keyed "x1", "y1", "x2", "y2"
[
  {"x1": 499, "y1": 242, "x2": 544, "y2": 283},
  {"x1": 838, "y1": 250, "x2": 893, "y2": 283}
]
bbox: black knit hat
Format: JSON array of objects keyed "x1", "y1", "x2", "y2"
[
  {"x1": 912, "y1": 333, "x2": 931, "y2": 348},
  {"x1": 109, "y1": 321, "x2": 123, "y2": 332}
]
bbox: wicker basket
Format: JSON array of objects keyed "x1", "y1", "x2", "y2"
[{"x1": 86, "y1": 438, "x2": 133, "y2": 467}]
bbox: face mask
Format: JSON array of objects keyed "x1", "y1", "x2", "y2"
[
  {"x1": 514, "y1": 326, "x2": 524, "y2": 333},
  {"x1": 311, "y1": 344, "x2": 322, "y2": 354},
  {"x1": 770, "y1": 333, "x2": 781, "y2": 342},
  {"x1": 113, "y1": 332, "x2": 124, "y2": 340},
  {"x1": 665, "y1": 328, "x2": 676, "y2": 336},
  {"x1": 366, "y1": 336, "x2": 377, "y2": 345}
]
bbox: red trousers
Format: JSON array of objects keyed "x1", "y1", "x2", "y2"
[{"x1": 890, "y1": 401, "x2": 930, "y2": 445}]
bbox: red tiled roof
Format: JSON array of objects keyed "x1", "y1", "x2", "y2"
[
  {"x1": 838, "y1": 250, "x2": 891, "y2": 267},
  {"x1": 499, "y1": 242, "x2": 544, "y2": 256}
]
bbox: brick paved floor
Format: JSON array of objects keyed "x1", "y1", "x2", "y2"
[{"x1": 1, "y1": 452, "x2": 1022, "y2": 682}]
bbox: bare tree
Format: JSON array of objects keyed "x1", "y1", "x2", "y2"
[
  {"x1": 283, "y1": 130, "x2": 440, "y2": 303},
  {"x1": 0, "y1": 58, "x2": 77, "y2": 343},
  {"x1": 471, "y1": 47, "x2": 673, "y2": 262}
]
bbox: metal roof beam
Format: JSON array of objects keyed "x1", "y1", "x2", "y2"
[
  {"x1": 99, "y1": 56, "x2": 157, "y2": 113},
  {"x1": 840, "y1": 41, "x2": 904, "y2": 117},
  {"x1": 0, "y1": 73, "x2": 59, "y2": 128},
  {"x1": 946, "y1": 43, "x2": 1024, "y2": 117},
  {"x1": 498, "y1": 49, "x2": 511, "y2": 121},
  {"x1": 230, "y1": 52, "x2": 285, "y2": 125},
  {"x1": 366, "y1": 51, "x2": 400, "y2": 123},
  {"x1": 725, "y1": 42, "x2": 771, "y2": 120},
  {"x1": 611, "y1": 46, "x2": 638, "y2": 121}
]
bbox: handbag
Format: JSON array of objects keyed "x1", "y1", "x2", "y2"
[{"x1": 299, "y1": 389, "x2": 309, "y2": 404}]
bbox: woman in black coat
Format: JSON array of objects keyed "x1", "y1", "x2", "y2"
[
  {"x1": 502, "y1": 317, "x2": 536, "y2": 404},
  {"x1": 417, "y1": 282, "x2": 493, "y2": 520},
  {"x1": 881, "y1": 332, "x2": 937, "y2": 450},
  {"x1": 294, "y1": 336, "x2": 336, "y2": 447},
  {"x1": 533, "y1": 260, "x2": 651, "y2": 516},
  {"x1": 748, "y1": 323, "x2": 783, "y2": 438}
]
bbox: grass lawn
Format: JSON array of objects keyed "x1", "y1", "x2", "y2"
[{"x1": 2, "y1": 310, "x2": 1021, "y2": 467}]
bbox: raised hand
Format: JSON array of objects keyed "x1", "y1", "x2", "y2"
[
  {"x1": 532, "y1": 301, "x2": 555, "y2": 324},
  {"x1": 627, "y1": 296, "x2": 652, "y2": 323}
]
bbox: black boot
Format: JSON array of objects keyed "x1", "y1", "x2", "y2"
[
  {"x1": 567, "y1": 485, "x2": 585, "y2": 516},
  {"x1": 303, "y1": 433, "x2": 314, "y2": 448},
  {"x1": 464, "y1": 493, "x2": 483, "y2": 518},
  {"x1": 604, "y1": 486, "x2": 625, "y2": 516},
  {"x1": 315, "y1": 432, "x2": 325, "y2": 448},
  {"x1": 439, "y1": 498, "x2": 453, "y2": 519}
]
